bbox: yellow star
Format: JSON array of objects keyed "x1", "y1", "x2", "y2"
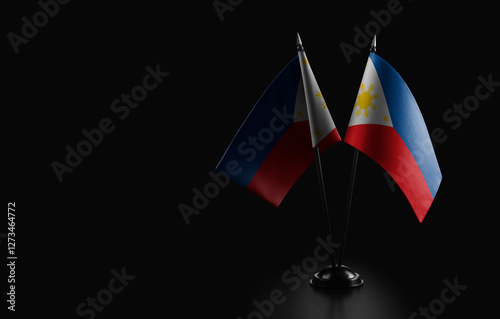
[
  {"x1": 296, "y1": 111, "x2": 304, "y2": 118},
  {"x1": 383, "y1": 115, "x2": 389, "y2": 122},
  {"x1": 304, "y1": 58, "x2": 309, "y2": 66},
  {"x1": 313, "y1": 129, "x2": 322, "y2": 137}
]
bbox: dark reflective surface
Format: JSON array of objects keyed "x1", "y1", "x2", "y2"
[{"x1": 242, "y1": 260, "x2": 413, "y2": 319}]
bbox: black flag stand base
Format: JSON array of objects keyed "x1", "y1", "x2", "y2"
[{"x1": 310, "y1": 265, "x2": 364, "y2": 288}]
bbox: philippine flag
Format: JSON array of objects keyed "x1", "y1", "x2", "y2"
[
  {"x1": 344, "y1": 53, "x2": 442, "y2": 222},
  {"x1": 216, "y1": 53, "x2": 341, "y2": 207}
]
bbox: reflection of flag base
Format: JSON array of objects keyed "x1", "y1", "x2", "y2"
[{"x1": 310, "y1": 265, "x2": 363, "y2": 288}]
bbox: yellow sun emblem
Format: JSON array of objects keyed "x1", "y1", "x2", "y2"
[{"x1": 354, "y1": 83, "x2": 379, "y2": 117}]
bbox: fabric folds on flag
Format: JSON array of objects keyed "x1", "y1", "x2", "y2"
[
  {"x1": 216, "y1": 55, "x2": 341, "y2": 207},
  {"x1": 344, "y1": 53, "x2": 442, "y2": 222}
]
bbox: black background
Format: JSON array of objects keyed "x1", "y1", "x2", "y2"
[{"x1": 2, "y1": 1, "x2": 499, "y2": 318}]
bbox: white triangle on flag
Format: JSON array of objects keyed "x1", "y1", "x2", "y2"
[
  {"x1": 348, "y1": 57, "x2": 393, "y2": 128},
  {"x1": 297, "y1": 50, "x2": 337, "y2": 148}
]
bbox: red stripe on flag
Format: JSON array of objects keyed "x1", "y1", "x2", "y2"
[
  {"x1": 344, "y1": 124, "x2": 433, "y2": 222},
  {"x1": 247, "y1": 122, "x2": 340, "y2": 207}
]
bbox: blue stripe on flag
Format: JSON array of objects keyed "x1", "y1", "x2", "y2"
[{"x1": 216, "y1": 56, "x2": 301, "y2": 187}]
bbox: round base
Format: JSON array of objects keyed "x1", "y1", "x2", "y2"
[{"x1": 310, "y1": 265, "x2": 364, "y2": 288}]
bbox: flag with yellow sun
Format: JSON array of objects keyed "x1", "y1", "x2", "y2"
[
  {"x1": 345, "y1": 53, "x2": 442, "y2": 222},
  {"x1": 216, "y1": 48, "x2": 341, "y2": 208}
]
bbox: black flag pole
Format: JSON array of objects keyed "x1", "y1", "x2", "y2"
[
  {"x1": 337, "y1": 148, "x2": 359, "y2": 267},
  {"x1": 313, "y1": 147, "x2": 338, "y2": 269},
  {"x1": 304, "y1": 34, "x2": 367, "y2": 289},
  {"x1": 337, "y1": 35, "x2": 376, "y2": 267},
  {"x1": 297, "y1": 33, "x2": 338, "y2": 270}
]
